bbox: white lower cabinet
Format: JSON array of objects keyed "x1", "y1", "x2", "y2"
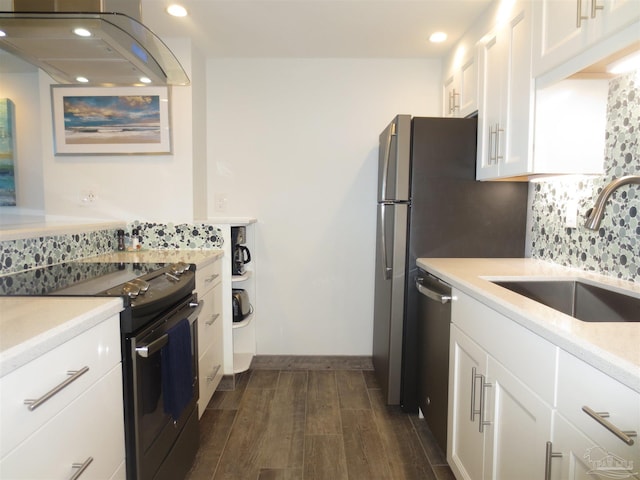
[
  {"x1": 448, "y1": 326, "x2": 552, "y2": 480},
  {"x1": 549, "y1": 350, "x2": 640, "y2": 480},
  {"x1": 195, "y1": 256, "x2": 223, "y2": 417},
  {"x1": 447, "y1": 288, "x2": 640, "y2": 480},
  {"x1": 0, "y1": 314, "x2": 125, "y2": 479},
  {"x1": 0, "y1": 366, "x2": 125, "y2": 479}
]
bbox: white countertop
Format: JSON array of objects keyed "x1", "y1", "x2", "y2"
[
  {"x1": 0, "y1": 249, "x2": 222, "y2": 378},
  {"x1": 0, "y1": 297, "x2": 124, "y2": 377},
  {"x1": 416, "y1": 258, "x2": 640, "y2": 393},
  {"x1": 84, "y1": 249, "x2": 223, "y2": 267}
]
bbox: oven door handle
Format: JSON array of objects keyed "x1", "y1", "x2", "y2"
[
  {"x1": 187, "y1": 300, "x2": 204, "y2": 324},
  {"x1": 136, "y1": 335, "x2": 169, "y2": 358}
]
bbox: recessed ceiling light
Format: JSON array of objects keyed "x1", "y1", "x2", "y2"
[
  {"x1": 140, "y1": 77, "x2": 152, "y2": 84},
  {"x1": 429, "y1": 32, "x2": 447, "y2": 44},
  {"x1": 76, "y1": 76, "x2": 89, "y2": 83},
  {"x1": 0, "y1": 30, "x2": 6, "y2": 37},
  {"x1": 166, "y1": 4, "x2": 188, "y2": 17},
  {"x1": 73, "y1": 27, "x2": 92, "y2": 37}
]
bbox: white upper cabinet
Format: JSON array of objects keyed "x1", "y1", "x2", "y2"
[
  {"x1": 533, "y1": 0, "x2": 640, "y2": 77},
  {"x1": 443, "y1": 51, "x2": 479, "y2": 118},
  {"x1": 477, "y1": 1, "x2": 535, "y2": 180}
]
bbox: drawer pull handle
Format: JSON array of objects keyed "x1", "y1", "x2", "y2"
[
  {"x1": 544, "y1": 441, "x2": 563, "y2": 480},
  {"x1": 205, "y1": 313, "x2": 220, "y2": 326},
  {"x1": 70, "y1": 457, "x2": 93, "y2": 480},
  {"x1": 205, "y1": 274, "x2": 219, "y2": 284},
  {"x1": 24, "y1": 366, "x2": 90, "y2": 411},
  {"x1": 582, "y1": 406, "x2": 637, "y2": 446},
  {"x1": 207, "y1": 364, "x2": 221, "y2": 382}
]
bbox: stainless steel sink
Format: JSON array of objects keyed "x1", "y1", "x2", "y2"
[{"x1": 491, "y1": 280, "x2": 640, "y2": 323}]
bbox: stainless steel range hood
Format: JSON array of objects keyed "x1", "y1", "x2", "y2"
[{"x1": 0, "y1": 0, "x2": 189, "y2": 86}]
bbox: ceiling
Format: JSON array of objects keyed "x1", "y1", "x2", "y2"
[{"x1": 139, "y1": 0, "x2": 493, "y2": 58}]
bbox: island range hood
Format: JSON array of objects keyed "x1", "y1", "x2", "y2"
[{"x1": 0, "y1": 0, "x2": 189, "y2": 86}]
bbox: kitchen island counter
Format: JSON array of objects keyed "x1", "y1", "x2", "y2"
[{"x1": 416, "y1": 258, "x2": 640, "y2": 392}]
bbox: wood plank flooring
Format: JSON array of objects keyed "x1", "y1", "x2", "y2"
[{"x1": 187, "y1": 358, "x2": 455, "y2": 480}]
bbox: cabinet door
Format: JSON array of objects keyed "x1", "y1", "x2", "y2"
[
  {"x1": 448, "y1": 326, "x2": 488, "y2": 480},
  {"x1": 533, "y1": 0, "x2": 590, "y2": 75},
  {"x1": 483, "y1": 357, "x2": 553, "y2": 480},
  {"x1": 459, "y1": 55, "x2": 479, "y2": 117},
  {"x1": 533, "y1": 0, "x2": 640, "y2": 76},
  {"x1": 548, "y1": 412, "x2": 636, "y2": 480},
  {"x1": 477, "y1": 29, "x2": 505, "y2": 180},
  {"x1": 443, "y1": 74, "x2": 459, "y2": 117},
  {"x1": 500, "y1": 5, "x2": 534, "y2": 178}
]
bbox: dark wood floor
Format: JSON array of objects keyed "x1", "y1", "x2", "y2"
[{"x1": 186, "y1": 357, "x2": 455, "y2": 480}]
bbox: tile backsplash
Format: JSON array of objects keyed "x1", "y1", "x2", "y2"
[
  {"x1": 0, "y1": 222, "x2": 224, "y2": 275},
  {"x1": 530, "y1": 71, "x2": 639, "y2": 282}
]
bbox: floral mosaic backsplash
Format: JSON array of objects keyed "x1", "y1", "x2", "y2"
[
  {"x1": 0, "y1": 222, "x2": 224, "y2": 275},
  {"x1": 530, "y1": 71, "x2": 639, "y2": 282}
]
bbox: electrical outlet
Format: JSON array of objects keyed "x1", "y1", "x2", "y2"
[
  {"x1": 215, "y1": 193, "x2": 228, "y2": 212},
  {"x1": 565, "y1": 198, "x2": 578, "y2": 228},
  {"x1": 79, "y1": 189, "x2": 97, "y2": 206}
]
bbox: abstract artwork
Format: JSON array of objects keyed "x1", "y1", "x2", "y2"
[{"x1": 0, "y1": 98, "x2": 16, "y2": 206}]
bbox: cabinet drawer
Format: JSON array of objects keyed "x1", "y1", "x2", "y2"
[
  {"x1": 0, "y1": 365, "x2": 125, "y2": 478},
  {"x1": 198, "y1": 337, "x2": 223, "y2": 417},
  {"x1": 197, "y1": 282, "x2": 222, "y2": 355},
  {"x1": 557, "y1": 350, "x2": 639, "y2": 466},
  {"x1": 195, "y1": 258, "x2": 222, "y2": 295},
  {"x1": 0, "y1": 315, "x2": 121, "y2": 457}
]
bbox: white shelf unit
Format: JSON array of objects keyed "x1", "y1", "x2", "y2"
[{"x1": 208, "y1": 219, "x2": 257, "y2": 377}]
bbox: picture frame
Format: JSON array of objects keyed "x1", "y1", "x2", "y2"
[
  {"x1": 51, "y1": 86, "x2": 171, "y2": 155},
  {"x1": 0, "y1": 98, "x2": 17, "y2": 206}
]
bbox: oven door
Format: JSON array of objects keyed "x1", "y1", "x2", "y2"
[{"x1": 130, "y1": 295, "x2": 201, "y2": 480}]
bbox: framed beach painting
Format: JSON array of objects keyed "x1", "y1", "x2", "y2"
[
  {"x1": 51, "y1": 86, "x2": 171, "y2": 155},
  {"x1": 0, "y1": 98, "x2": 17, "y2": 206}
]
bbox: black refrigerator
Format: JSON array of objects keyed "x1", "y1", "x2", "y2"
[{"x1": 372, "y1": 115, "x2": 528, "y2": 415}]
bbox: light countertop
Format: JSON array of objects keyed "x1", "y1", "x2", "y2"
[
  {"x1": 0, "y1": 296, "x2": 124, "y2": 378},
  {"x1": 416, "y1": 258, "x2": 640, "y2": 393},
  {"x1": 0, "y1": 249, "x2": 222, "y2": 378},
  {"x1": 84, "y1": 249, "x2": 223, "y2": 267}
]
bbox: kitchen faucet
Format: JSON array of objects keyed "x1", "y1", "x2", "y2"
[{"x1": 584, "y1": 175, "x2": 640, "y2": 230}]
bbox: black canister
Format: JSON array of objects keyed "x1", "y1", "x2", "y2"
[{"x1": 117, "y1": 229, "x2": 125, "y2": 251}]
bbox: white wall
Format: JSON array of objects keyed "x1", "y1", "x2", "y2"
[
  {"x1": 207, "y1": 58, "x2": 441, "y2": 355},
  {"x1": 1, "y1": 39, "x2": 198, "y2": 223}
]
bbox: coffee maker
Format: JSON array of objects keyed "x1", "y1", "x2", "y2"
[{"x1": 231, "y1": 226, "x2": 251, "y2": 275}]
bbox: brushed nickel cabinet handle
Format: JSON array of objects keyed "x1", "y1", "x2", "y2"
[
  {"x1": 205, "y1": 313, "x2": 220, "y2": 326},
  {"x1": 207, "y1": 364, "x2": 221, "y2": 382},
  {"x1": 471, "y1": 367, "x2": 480, "y2": 422},
  {"x1": 478, "y1": 374, "x2": 492, "y2": 433},
  {"x1": 205, "y1": 273, "x2": 219, "y2": 284},
  {"x1": 70, "y1": 457, "x2": 93, "y2": 480},
  {"x1": 576, "y1": 0, "x2": 588, "y2": 27},
  {"x1": 23, "y1": 366, "x2": 90, "y2": 411},
  {"x1": 582, "y1": 406, "x2": 637, "y2": 445},
  {"x1": 590, "y1": 0, "x2": 603, "y2": 18},
  {"x1": 495, "y1": 125, "x2": 504, "y2": 163},
  {"x1": 544, "y1": 441, "x2": 563, "y2": 480}
]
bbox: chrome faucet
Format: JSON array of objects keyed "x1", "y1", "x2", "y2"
[{"x1": 584, "y1": 175, "x2": 640, "y2": 230}]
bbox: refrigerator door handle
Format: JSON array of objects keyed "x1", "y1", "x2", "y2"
[
  {"x1": 380, "y1": 122, "x2": 397, "y2": 201},
  {"x1": 380, "y1": 204, "x2": 393, "y2": 280}
]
